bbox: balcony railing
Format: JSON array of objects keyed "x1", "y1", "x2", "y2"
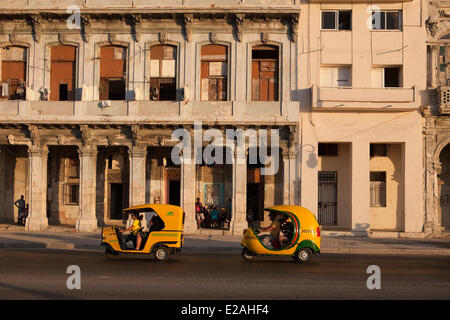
[
  {"x1": 1, "y1": 0, "x2": 300, "y2": 11},
  {"x1": 312, "y1": 85, "x2": 416, "y2": 110},
  {"x1": 0, "y1": 100, "x2": 299, "y2": 124},
  {"x1": 439, "y1": 86, "x2": 450, "y2": 114}
]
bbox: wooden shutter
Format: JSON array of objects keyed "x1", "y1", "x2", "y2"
[
  {"x1": 320, "y1": 67, "x2": 333, "y2": 87},
  {"x1": 371, "y1": 68, "x2": 384, "y2": 88},
  {"x1": 201, "y1": 44, "x2": 228, "y2": 101}
]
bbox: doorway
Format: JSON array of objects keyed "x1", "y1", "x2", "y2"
[
  {"x1": 318, "y1": 171, "x2": 337, "y2": 225},
  {"x1": 169, "y1": 180, "x2": 181, "y2": 206},
  {"x1": 110, "y1": 183, "x2": 123, "y2": 220},
  {"x1": 165, "y1": 167, "x2": 181, "y2": 206},
  {"x1": 247, "y1": 167, "x2": 265, "y2": 224}
]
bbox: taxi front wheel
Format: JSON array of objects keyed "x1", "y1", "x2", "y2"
[
  {"x1": 154, "y1": 246, "x2": 170, "y2": 262},
  {"x1": 294, "y1": 248, "x2": 312, "y2": 263},
  {"x1": 105, "y1": 247, "x2": 118, "y2": 259},
  {"x1": 242, "y1": 248, "x2": 257, "y2": 261}
]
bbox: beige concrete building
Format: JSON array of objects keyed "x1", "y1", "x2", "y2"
[
  {"x1": 0, "y1": 0, "x2": 443, "y2": 237},
  {"x1": 299, "y1": 0, "x2": 427, "y2": 237}
]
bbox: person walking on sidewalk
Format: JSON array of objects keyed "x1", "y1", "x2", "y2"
[
  {"x1": 15, "y1": 195, "x2": 26, "y2": 225},
  {"x1": 195, "y1": 197, "x2": 205, "y2": 229}
]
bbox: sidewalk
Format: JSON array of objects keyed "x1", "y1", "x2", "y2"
[{"x1": 1, "y1": 224, "x2": 450, "y2": 255}]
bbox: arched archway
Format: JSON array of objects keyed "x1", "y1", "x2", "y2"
[{"x1": 438, "y1": 143, "x2": 450, "y2": 229}]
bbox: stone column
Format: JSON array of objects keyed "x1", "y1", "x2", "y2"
[
  {"x1": 232, "y1": 148, "x2": 247, "y2": 235},
  {"x1": 26, "y1": 147, "x2": 49, "y2": 231},
  {"x1": 76, "y1": 147, "x2": 98, "y2": 232},
  {"x1": 423, "y1": 112, "x2": 440, "y2": 235},
  {"x1": 128, "y1": 146, "x2": 147, "y2": 207},
  {"x1": 350, "y1": 140, "x2": 370, "y2": 235},
  {"x1": 430, "y1": 45, "x2": 439, "y2": 88},
  {"x1": 282, "y1": 147, "x2": 297, "y2": 205},
  {"x1": 180, "y1": 155, "x2": 196, "y2": 233}
]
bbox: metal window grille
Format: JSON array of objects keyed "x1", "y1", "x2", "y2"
[
  {"x1": 318, "y1": 171, "x2": 337, "y2": 225},
  {"x1": 370, "y1": 172, "x2": 386, "y2": 207}
]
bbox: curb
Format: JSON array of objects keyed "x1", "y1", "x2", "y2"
[
  {"x1": 321, "y1": 248, "x2": 450, "y2": 256},
  {"x1": 1, "y1": 242, "x2": 450, "y2": 256}
]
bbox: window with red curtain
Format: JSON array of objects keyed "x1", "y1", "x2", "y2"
[
  {"x1": 200, "y1": 44, "x2": 228, "y2": 101},
  {"x1": 100, "y1": 45, "x2": 126, "y2": 100},
  {"x1": 1, "y1": 46, "x2": 27, "y2": 100},
  {"x1": 50, "y1": 45, "x2": 76, "y2": 101}
]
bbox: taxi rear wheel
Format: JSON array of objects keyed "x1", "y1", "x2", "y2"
[
  {"x1": 295, "y1": 248, "x2": 312, "y2": 263},
  {"x1": 154, "y1": 246, "x2": 170, "y2": 262},
  {"x1": 242, "y1": 248, "x2": 257, "y2": 261}
]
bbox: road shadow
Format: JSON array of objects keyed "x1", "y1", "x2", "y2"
[{"x1": 0, "y1": 281, "x2": 81, "y2": 300}]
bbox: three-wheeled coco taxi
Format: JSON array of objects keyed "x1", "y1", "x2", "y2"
[
  {"x1": 101, "y1": 204, "x2": 185, "y2": 262},
  {"x1": 241, "y1": 205, "x2": 321, "y2": 263}
]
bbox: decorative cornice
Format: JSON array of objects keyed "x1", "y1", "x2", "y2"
[
  {"x1": 58, "y1": 33, "x2": 67, "y2": 44},
  {"x1": 290, "y1": 14, "x2": 299, "y2": 43},
  {"x1": 210, "y1": 32, "x2": 217, "y2": 44},
  {"x1": 261, "y1": 32, "x2": 269, "y2": 44},
  {"x1": 235, "y1": 14, "x2": 245, "y2": 42},
  {"x1": 27, "y1": 14, "x2": 41, "y2": 43},
  {"x1": 130, "y1": 124, "x2": 142, "y2": 146},
  {"x1": 8, "y1": 33, "x2": 17, "y2": 44},
  {"x1": 79, "y1": 125, "x2": 92, "y2": 147},
  {"x1": 78, "y1": 147, "x2": 98, "y2": 158},
  {"x1": 128, "y1": 14, "x2": 142, "y2": 42},
  {"x1": 81, "y1": 15, "x2": 91, "y2": 43},
  {"x1": 159, "y1": 32, "x2": 168, "y2": 44},
  {"x1": 28, "y1": 125, "x2": 40, "y2": 148},
  {"x1": 184, "y1": 14, "x2": 193, "y2": 43}
]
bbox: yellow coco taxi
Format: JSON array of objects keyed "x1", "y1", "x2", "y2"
[
  {"x1": 101, "y1": 204, "x2": 185, "y2": 262},
  {"x1": 241, "y1": 205, "x2": 321, "y2": 263}
]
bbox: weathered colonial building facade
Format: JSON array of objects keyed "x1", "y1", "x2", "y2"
[
  {"x1": 0, "y1": 0, "x2": 446, "y2": 237},
  {"x1": 0, "y1": 0, "x2": 301, "y2": 234},
  {"x1": 423, "y1": 1, "x2": 450, "y2": 236}
]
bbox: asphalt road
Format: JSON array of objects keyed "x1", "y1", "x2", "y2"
[{"x1": 0, "y1": 248, "x2": 449, "y2": 300}]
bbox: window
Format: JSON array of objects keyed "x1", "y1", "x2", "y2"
[
  {"x1": 65, "y1": 183, "x2": 79, "y2": 205},
  {"x1": 100, "y1": 46, "x2": 126, "y2": 100},
  {"x1": 150, "y1": 45, "x2": 177, "y2": 101},
  {"x1": 201, "y1": 44, "x2": 228, "y2": 101},
  {"x1": 371, "y1": 67, "x2": 402, "y2": 88},
  {"x1": 321, "y1": 11, "x2": 352, "y2": 30},
  {"x1": 66, "y1": 158, "x2": 80, "y2": 178},
  {"x1": 370, "y1": 172, "x2": 386, "y2": 207},
  {"x1": 370, "y1": 144, "x2": 388, "y2": 157},
  {"x1": 65, "y1": 157, "x2": 80, "y2": 205},
  {"x1": 1, "y1": 46, "x2": 26, "y2": 100},
  {"x1": 372, "y1": 11, "x2": 402, "y2": 30},
  {"x1": 318, "y1": 143, "x2": 338, "y2": 156},
  {"x1": 320, "y1": 66, "x2": 351, "y2": 87},
  {"x1": 252, "y1": 45, "x2": 279, "y2": 101},
  {"x1": 50, "y1": 45, "x2": 76, "y2": 101}
]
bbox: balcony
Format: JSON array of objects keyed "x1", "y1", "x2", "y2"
[
  {"x1": 0, "y1": 100, "x2": 299, "y2": 125},
  {"x1": 312, "y1": 85, "x2": 416, "y2": 110}
]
